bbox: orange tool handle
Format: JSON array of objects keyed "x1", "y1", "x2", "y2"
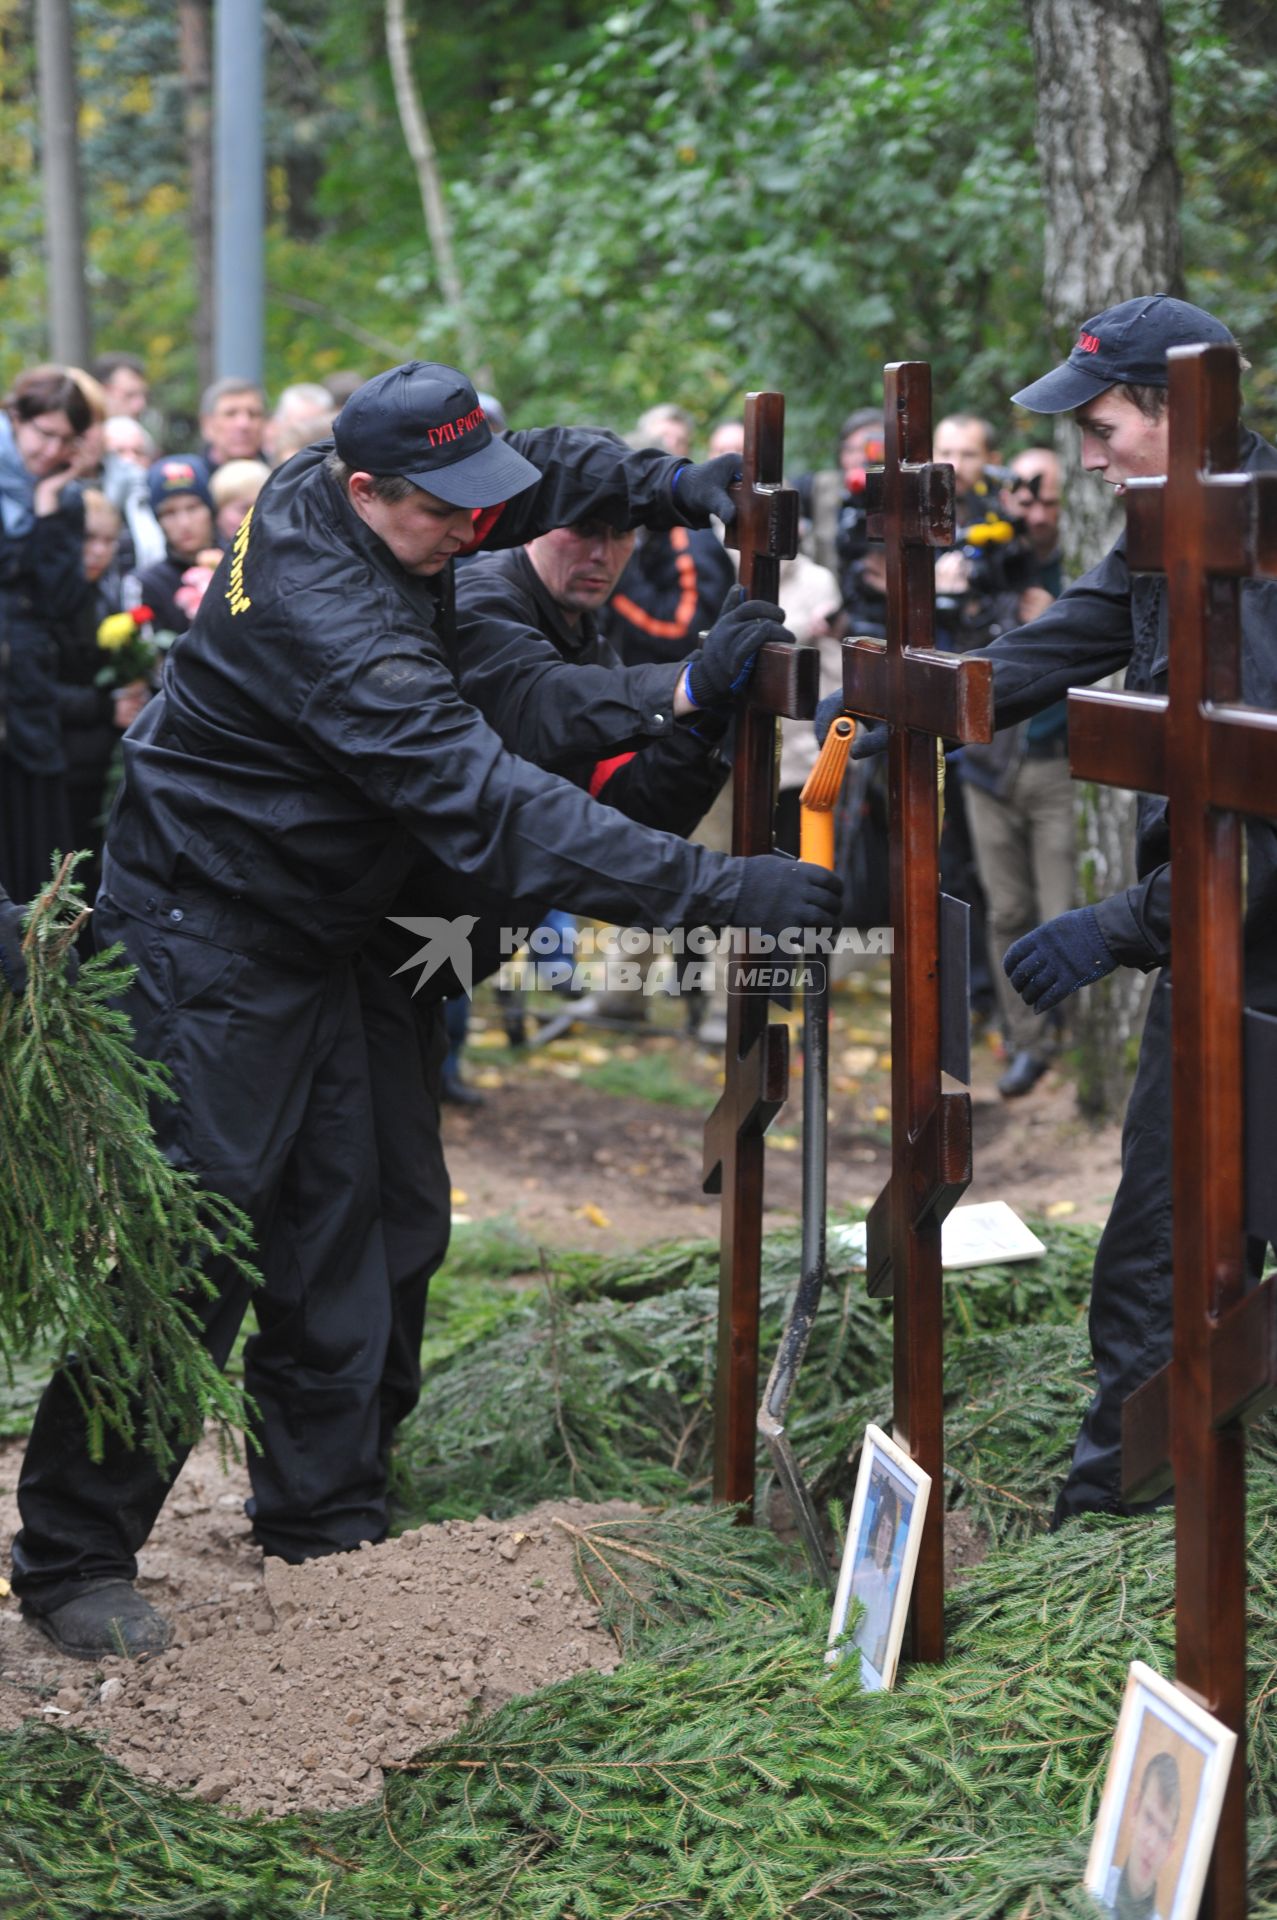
[{"x1": 799, "y1": 715, "x2": 855, "y2": 870}]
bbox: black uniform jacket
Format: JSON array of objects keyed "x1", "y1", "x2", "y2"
[
  {"x1": 454, "y1": 544, "x2": 728, "y2": 836},
  {"x1": 0, "y1": 494, "x2": 89, "y2": 774},
  {"x1": 972, "y1": 428, "x2": 1277, "y2": 990},
  {"x1": 104, "y1": 432, "x2": 745, "y2": 964}
]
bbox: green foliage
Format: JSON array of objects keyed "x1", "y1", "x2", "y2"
[
  {"x1": 6, "y1": 0, "x2": 1277, "y2": 447},
  {"x1": 5, "y1": 1491, "x2": 1277, "y2": 1916},
  {"x1": 0, "y1": 857, "x2": 258, "y2": 1468},
  {"x1": 392, "y1": 1219, "x2": 1096, "y2": 1530}
]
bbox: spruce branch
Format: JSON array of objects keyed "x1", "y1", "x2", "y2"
[{"x1": 0, "y1": 855, "x2": 260, "y2": 1468}]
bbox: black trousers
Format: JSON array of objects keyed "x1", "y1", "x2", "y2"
[
  {"x1": 12, "y1": 903, "x2": 450, "y2": 1611},
  {"x1": 1054, "y1": 971, "x2": 1267, "y2": 1522}
]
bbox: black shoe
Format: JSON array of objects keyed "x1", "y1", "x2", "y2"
[
  {"x1": 997, "y1": 1050, "x2": 1049, "y2": 1099},
  {"x1": 441, "y1": 1074, "x2": 484, "y2": 1107},
  {"x1": 24, "y1": 1580, "x2": 172, "y2": 1660}
]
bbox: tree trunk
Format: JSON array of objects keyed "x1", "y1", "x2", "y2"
[
  {"x1": 178, "y1": 0, "x2": 214, "y2": 395},
  {"x1": 1023, "y1": 0, "x2": 1182, "y2": 1122},
  {"x1": 35, "y1": 0, "x2": 90, "y2": 365},
  {"x1": 384, "y1": 0, "x2": 492, "y2": 391}
]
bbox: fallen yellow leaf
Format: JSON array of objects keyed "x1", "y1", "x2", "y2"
[
  {"x1": 1045, "y1": 1199, "x2": 1077, "y2": 1218},
  {"x1": 0, "y1": 1577, "x2": 9, "y2": 1598},
  {"x1": 574, "y1": 1203, "x2": 612, "y2": 1228},
  {"x1": 450, "y1": 1188, "x2": 468, "y2": 1206},
  {"x1": 872, "y1": 1104, "x2": 890, "y2": 1123}
]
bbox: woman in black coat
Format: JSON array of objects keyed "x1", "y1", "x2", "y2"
[{"x1": 0, "y1": 365, "x2": 96, "y2": 899}]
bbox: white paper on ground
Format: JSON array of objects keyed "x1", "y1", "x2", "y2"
[{"x1": 828, "y1": 1199, "x2": 1046, "y2": 1272}]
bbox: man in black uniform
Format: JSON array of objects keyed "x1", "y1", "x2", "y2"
[
  {"x1": 946, "y1": 297, "x2": 1276, "y2": 1521},
  {"x1": 367, "y1": 509, "x2": 740, "y2": 1454},
  {"x1": 10, "y1": 362, "x2": 841, "y2": 1656}
]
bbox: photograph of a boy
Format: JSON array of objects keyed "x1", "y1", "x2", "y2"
[
  {"x1": 850, "y1": 1465, "x2": 912, "y2": 1678},
  {"x1": 1101, "y1": 1748, "x2": 1182, "y2": 1919}
]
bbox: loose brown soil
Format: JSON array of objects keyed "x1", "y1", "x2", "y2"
[{"x1": 0, "y1": 1442, "x2": 636, "y2": 1816}]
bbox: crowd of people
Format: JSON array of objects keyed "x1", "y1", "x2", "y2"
[
  {"x1": 2, "y1": 293, "x2": 1268, "y2": 1661},
  {"x1": 0, "y1": 354, "x2": 350, "y2": 907}
]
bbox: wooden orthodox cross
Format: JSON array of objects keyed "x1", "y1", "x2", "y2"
[
  {"x1": 704, "y1": 391, "x2": 818, "y2": 1511},
  {"x1": 1066, "y1": 342, "x2": 1277, "y2": 1920},
  {"x1": 840, "y1": 362, "x2": 994, "y2": 1661}
]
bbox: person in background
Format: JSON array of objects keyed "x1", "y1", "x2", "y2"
[
  {"x1": 0, "y1": 365, "x2": 96, "y2": 898},
  {"x1": 53, "y1": 491, "x2": 149, "y2": 886},
  {"x1": 266, "y1": 383, "x2": 337, "y2": 467},
  {"x1": 129, "y1": 456, "x2": 221, "y2": 635},
  {"x1": 91, "y1": 352, "x2": 149, "y2": 422},
  {"x1": 199, "y1": 377, "x2": 268, "y2": 472},
  {"x1": 210, "y1": 459, "x2": 268, "y2": 543},
  {"x1": 604, "y1": 404, "x2": 735, "y2": 669},
  {"x1": 101, "y1": 416, "x2": 166, "y2": 573},
  {"x1": 961, "y1": 447, "x2": 1072, "y2": 1097}
]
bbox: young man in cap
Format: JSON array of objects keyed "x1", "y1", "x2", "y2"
[
  {"x1": 956, "y1": 296, "x2": 1277, "y2": 1521},
  {"x1": 10, "y1": 361, "x2": 841, "y2": 1657}
]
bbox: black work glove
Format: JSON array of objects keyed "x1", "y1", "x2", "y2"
[
  {"x1": 731, "y1": 852, "x2": 843, "y2": 939},
  {"x1": 1003, "y1": 906, "x2": 1117, "y2": 1014},
  {"x1": 685, "y1": 599, "x2": 792, "y2": 711},
  {"x1": 672, "y1": 453, "x2": 741, "y2": 526},
  {"x1": 0, "y1": 890, "x2": 28, "y2": 996}
]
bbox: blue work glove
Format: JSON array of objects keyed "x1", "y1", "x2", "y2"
[
  {"x1": 1003, "y1": 906, "x2": 1117, "y2": 1014},
  {"x1": 672, "y1": 453, "x2": 741, "y2": 527},
  {"x1": 852, "y1": 721, "x2": 888, "y2": 759},
  {"x1": 0, "y1": 889, "x2": 27, "y2": 996},
  {"x1": 685, "y1": 598, "x2": 793, "y2": 710}
]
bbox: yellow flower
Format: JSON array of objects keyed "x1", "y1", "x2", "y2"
[{"x1": 97, "y1": 612, "x2": 137, "y2": 652}]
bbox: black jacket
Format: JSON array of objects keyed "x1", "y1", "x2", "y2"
[
  {"x1": 455, "y1": 545, "x2": 728, "y2": 836},
  {"x1": 972, "y1": 427, "x2": 1277, "y2": 989},
  {"x1": 104, "y1": 432, "x2": 748, "y2": 964},
  {"x1": 603, "y1": 524, "x2": 735, "y2": 666},
  {"x1": 0, "y1": 495, "x2": 90, "y2": 774}
]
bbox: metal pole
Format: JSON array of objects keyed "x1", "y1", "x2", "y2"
[
  {"x1": 213, "y1": 0, "x2": 264, "y2": 385},
  {"x1": 35, "y1": 0, "x2": 91, "y2": 365}
]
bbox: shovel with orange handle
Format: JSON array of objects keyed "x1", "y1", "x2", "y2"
[{"x1": 757, "y1": 714, "x2": 855, "y2": 1582}]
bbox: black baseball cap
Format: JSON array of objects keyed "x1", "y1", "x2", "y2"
[
  {"x1": 1011, "y1": 295, "x2": 1236, "y2": 413},
  {"x1": 333, "y1": 361, "x2": 541, "y2": 508}
]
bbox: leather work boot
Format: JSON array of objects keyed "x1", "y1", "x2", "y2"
[
  {"x1": 24, "y1": 1580, "x2": 173, "y2": 1660},
  {"x1": 997, "y1": 1050, "x2": 1050, "y2": 1099}
]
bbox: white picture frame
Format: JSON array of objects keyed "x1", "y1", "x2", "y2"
[
  {"x1": 825, "y1": 1422, "x2": 931, "y2": 1691},
  {"x1": 1084, "y1": 1659, "x2": 1238, "y2": 1920}
]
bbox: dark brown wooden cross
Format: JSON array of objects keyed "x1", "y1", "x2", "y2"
[
  {"x1": 840, "y1": 361, "x2": 994, "y2": 1661},
  {"x1": 1066, "y1": 342, "x2": 1277, "y2": 1920},
  {"x1": 704, "y1": 390, "x2": 818, "y2": 1512}
]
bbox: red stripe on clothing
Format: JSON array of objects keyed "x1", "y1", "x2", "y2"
[{"x1": 589, "y1": 752, "x2": 636, "y2": 798}]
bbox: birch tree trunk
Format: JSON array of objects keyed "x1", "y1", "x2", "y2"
[
  {"x1": 1023, "y1": 0, "x2": 1183, "y2": 1121},
  {"x1": 385, "y1": 0, "x2": 492, "y2": 391}
]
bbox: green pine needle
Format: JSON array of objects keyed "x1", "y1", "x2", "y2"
[{"x1": 0, "y1": 855, "x2": 260, "y2": 1468}]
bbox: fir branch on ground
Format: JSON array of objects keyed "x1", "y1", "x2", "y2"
[
  {"x1": 392, "y1": 1221, "x2": 1097, "y2": 1531},
  {"x1": 5, "y1": 1486, "x2": 1277, "y2": 1918},
  {"x1": 0, "y1": 856, "x2": 259, "y2": 1469}
]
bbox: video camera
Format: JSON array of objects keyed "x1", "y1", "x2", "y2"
[
  {"x1": 937, "y1": 465, "x2": 1037, "y2": 615},
  {"x1": 833, "y1": 436, "x2": 886, "y2": 572}
]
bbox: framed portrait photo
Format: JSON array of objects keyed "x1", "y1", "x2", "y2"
[
  {"x1": 1084, "y1": 1660, "x2": 1237, "y2": 1920},
  {"x1": 825, "y1": 1423, "x2": 930, "y2": 1691}
]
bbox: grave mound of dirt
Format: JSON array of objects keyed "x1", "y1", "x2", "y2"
[{"x1": 0, "y1": 1443, "x2": 637, "y2": 1818}]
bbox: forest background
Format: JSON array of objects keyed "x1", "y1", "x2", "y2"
[{"x1": 1, "y1": 0, "x2": 1276, "y2": 462}]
